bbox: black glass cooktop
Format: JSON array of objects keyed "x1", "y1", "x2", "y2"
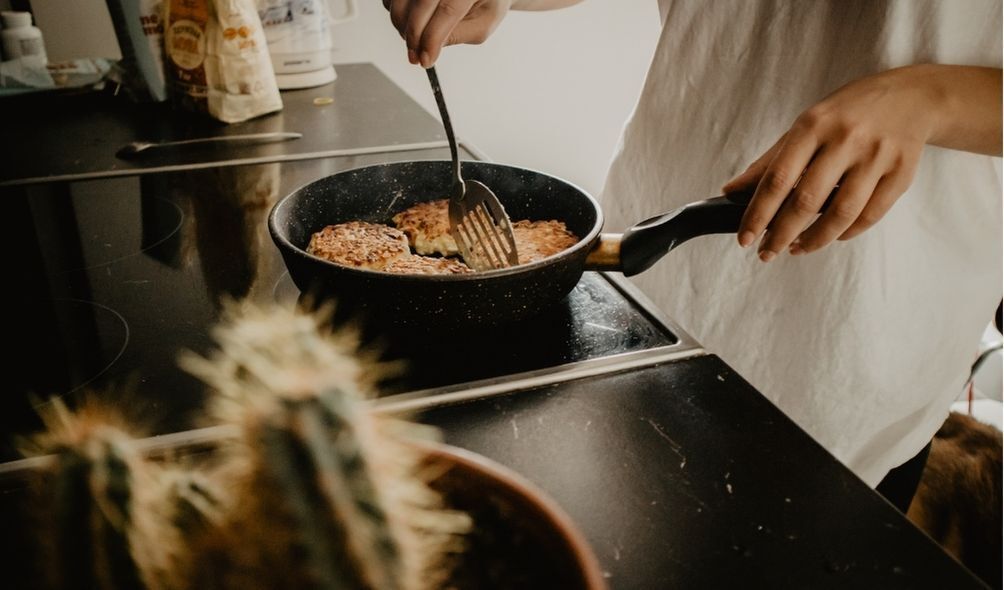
[{"x1": 4, "y1": 148, "x2": 675, "y2": 461}]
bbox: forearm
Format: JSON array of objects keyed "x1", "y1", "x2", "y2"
[
  {"x1": 920, "y1": 64, "x2": 1002, "y2": 156},
  {"x1": 511, "y1": 0, "x2": 584, "y2": 10}
]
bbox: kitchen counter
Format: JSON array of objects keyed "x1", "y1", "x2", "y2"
[
  {"x1": 0, "y1": 63, "x2": 447, "y2": 186},
  {"x1": 2, "y1": 64, "x2": 988, "y2": 588},
  {"x1": 412, "y1": 356, "x2": 982, "y2": 588}
]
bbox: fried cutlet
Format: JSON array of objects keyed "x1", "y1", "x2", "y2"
[
  {"x1": 320, "y1": 202, "x2": 579, "y2": 273},
  {"x1": 384, "y1": 255, "x2": 472, "y2": 275},
  {"x1": 306, "y1": 221, "x2": 410, "y2": 270},
  {"x1": 393, "y1": 200, "x2": 580, "y2": 264},
  {"x1": 512, "y1": 220, "x2": 579, "y2": 264},
  {"x1": 392, "y1": 199, "x2": 458, "y2": 257}
]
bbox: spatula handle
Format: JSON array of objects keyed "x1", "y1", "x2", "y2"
[{"x1": 426, "y1": 66, "x2": 463, "y2": 193}]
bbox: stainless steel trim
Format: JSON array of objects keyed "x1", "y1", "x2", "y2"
[
  {"x1": 0, "y1": 345, "x2": 707, "y2": 481},
  {"x1": 0, "y1": 423, "x2": 240, "y2": 479},
  {"x1": 0, "y1": 140, "x2": 452, "y2": 187},
  {"x1": 374, "y1": 346, "x2": 707, "y2": 414}
]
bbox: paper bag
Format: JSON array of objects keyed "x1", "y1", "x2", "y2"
[{"x1": 165, "y1": 0, "x2": 282, "y2": 123}]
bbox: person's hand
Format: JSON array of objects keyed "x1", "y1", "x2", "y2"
[
  {"x1": 385, "y1": 0, "x2": 514, "y2": 68},
  {"x1": 723, "y1": 66, "x2": 939, "y2": 261}
]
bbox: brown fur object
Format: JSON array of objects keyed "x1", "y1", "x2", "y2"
[{"x1": 907, "y1": 412, "x2": 1002, "y2": 588}]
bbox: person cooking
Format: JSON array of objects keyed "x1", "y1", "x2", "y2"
[{"x1": 385, "y1": 0, "x2": 1003, "y2": 511}]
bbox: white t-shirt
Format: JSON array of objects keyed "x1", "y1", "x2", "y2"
[{"x1": 602, "y1": 0, "x2": 1003, "y2": 486}]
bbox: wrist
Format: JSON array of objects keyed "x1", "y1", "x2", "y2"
[
  {"x1": 900, "y1": 64, "x2": 953, "y2": 146},
  {"x1": 893, "y1": 64, "x2": 1002, "y2": 155}
]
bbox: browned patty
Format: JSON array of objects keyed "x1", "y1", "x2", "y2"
[
  {"x1": 392, "y1": 199, "x2": 458, "y2": 257},
  {"x1": 318, "y1": 202, "x2": 579, "y2": 273},
  {"x1": 384, "y1": 255, "x2": 472, "y2": 275},
  {"x1": 394, "y1": 200, "x2": 579, "y2": 265},
  {"x1": 511, "y1": 220, "x2": 579, "y2": 264},
  {"x1": 306, "y1": 221, "x2": 410, "y2": 270}
]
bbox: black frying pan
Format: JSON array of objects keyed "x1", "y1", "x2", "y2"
[{"x1": 268, "y1": 160, "x2": 754, "y2": 328}]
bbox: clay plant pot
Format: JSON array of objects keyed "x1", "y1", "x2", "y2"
[{"x1": 426, "y1": 444, "x2": 607, "y2": 590}]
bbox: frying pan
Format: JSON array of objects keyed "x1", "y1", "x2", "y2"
[{"x1": 268, "y1": 160, "x2": 755, "y2": 328}]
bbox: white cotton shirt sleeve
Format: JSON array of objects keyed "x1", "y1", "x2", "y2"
[{"x1": 603, "y1": 0, "x2": 1003, "y2": 487}]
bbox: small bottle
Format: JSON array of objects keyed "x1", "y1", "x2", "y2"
[{"x1": 1, "y1": 11, "x2": 47, "y2": 63}]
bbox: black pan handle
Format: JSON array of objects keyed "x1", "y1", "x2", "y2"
[{"x1": 619, "y1": 187, "x2": 837, "y2": 277}]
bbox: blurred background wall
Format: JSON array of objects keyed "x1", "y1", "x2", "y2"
[
  {"x1": 15, "y1": 0, "x2": 660, "y2": 197},
  {"x1": 330, "y1": 0, "x2": 662, "y2": 198}
]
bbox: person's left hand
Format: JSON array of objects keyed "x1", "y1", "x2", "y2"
[{"x1": 723, "y1": 66, "x2": 937, "y2": 261}]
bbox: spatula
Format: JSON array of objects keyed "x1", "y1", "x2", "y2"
[{"x1": 425, "y1": 66, "x2": 519, "y2": 271}]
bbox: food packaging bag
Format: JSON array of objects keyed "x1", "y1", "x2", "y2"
[
  {"x1": 105, "y1": 0, "x2": 168, "y2": 102},
  {"x1": 164, "y1": 0, "x2": 210, "y2": 112},
  {"x1": 164, "y1": 0, "x2": 282, "y2": 123}
]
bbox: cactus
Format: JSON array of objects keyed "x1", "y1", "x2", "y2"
[
  {"x1": 23, "y1": 302, "x2": 468, "y2": 590},
  {"x1": 180, "y1": 302, "x2": 470, "y2": 590},
  {"x1": 159, "y1": 467, "x2": 222, "y2": 535},
  {"x1": 23, "y1": 399, "x2": 222, "y2": 590}
]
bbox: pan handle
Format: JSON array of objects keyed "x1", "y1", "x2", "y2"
[
  {"x1": 618, "y1": 188, "x2": 836, "y2": 277},
  {"x1": 619, "y1": 194, "x2": 747, "y2": 276}
]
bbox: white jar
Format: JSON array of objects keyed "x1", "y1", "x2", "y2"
[{"x1": 1, "y1": 11, "x2": 47, "y2": 62}]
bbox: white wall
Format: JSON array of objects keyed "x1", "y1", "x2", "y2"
[
  {"x1": 330, "y1": 0, "x2": 661, "y2": 198},
  {"x1": 28, "y1": 0, "x2": 121, "y2": 61}
]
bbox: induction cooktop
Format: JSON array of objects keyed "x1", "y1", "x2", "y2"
[{"x1": 4, "y1": 147, "x2": 684, "y2": 462}]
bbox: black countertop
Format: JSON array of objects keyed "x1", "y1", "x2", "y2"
[
  {"x1": 412, "y1": 356, "x2": 986, "y2": 588},
  {"x1": 0, "y1": 63, "x2": 447, "y2": 186},
  {"x1": 1, "y1": 62, "x2": 988, "y2": 588}
]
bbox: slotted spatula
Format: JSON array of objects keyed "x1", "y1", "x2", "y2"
[{"x1": 426, "y1": 66, "x2": 519, "y2": 271}]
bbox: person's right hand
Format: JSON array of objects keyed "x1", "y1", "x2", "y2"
[{"x1": 384, "y1": 0, "x2": 514, "y2": 68}]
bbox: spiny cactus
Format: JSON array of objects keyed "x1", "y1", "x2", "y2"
[
  {"x1": 23, "y1": 302, "x2": 468, "y2": 590},
  {"x1": 23, "y1": 398, "x2": 222, "y2": 590},
  {"x1": 159, "y1": 467, "x2": 222, "y2": 536},
  {"x1": 180, "y1": 302, "x2": 470, "y2": 590}
]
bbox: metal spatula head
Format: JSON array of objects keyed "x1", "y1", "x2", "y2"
[{"x1": 449, "y1": 180, "x2": 519, "y2": 271}]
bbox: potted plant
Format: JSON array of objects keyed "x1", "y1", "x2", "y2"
[{"x1": 20, "y1": 303, "x2": 605, "y2": 589}]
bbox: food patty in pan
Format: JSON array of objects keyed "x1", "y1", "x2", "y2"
[{"x1": 307, "y1": 200, "x2": 580, "y2": 275}]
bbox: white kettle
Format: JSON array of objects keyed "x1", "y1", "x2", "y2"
[{"x1": 256, "y1": 0, "x2": 356, "y2": 90}]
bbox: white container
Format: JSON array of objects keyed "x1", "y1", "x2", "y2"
[
  {"x1": 1, "y1": 11, "x2": 47, "y2": 62},
  {"x1": 256, "y1": 0, "x2": 356, "y2": 90}
]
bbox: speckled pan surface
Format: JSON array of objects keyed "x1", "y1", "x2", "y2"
[{"x1": 268, "y1": 160, "x2": 603, "y2": 327}]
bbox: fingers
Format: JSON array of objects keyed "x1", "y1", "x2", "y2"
[
  {"x1": 388, "y1": 0, "x2": 411, "y2": 38},
  {"x1": 390, "y1": 1, "x2": 507, "y2": 68},
  {"x1": 737, "y1": 132, "x2": 819, "y2": 249},
  {"x1": 728, "y1": 68, "x2": 932, "y2": 260},
  {"x1": 789, "y1": 163, "x2": 879, "y2": 254},
  {"x1": 388, "y1": 0, "x2": 476, "y2": 66},
  {"x1": 744, "y1": 143, "x2": 917, "y2": 258},
  {"x1": 403, "y1": 0, "x2": 442, "y2": 64},
  {"x1": 417, "y1": 0, "x2": 478, "y2": 67},
  {"x1": 837, "y1": 167, "x2": 912, "y2": 241},
  {"x1": 756, "y1": 145, "x2": 851, "y2": 261}
]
